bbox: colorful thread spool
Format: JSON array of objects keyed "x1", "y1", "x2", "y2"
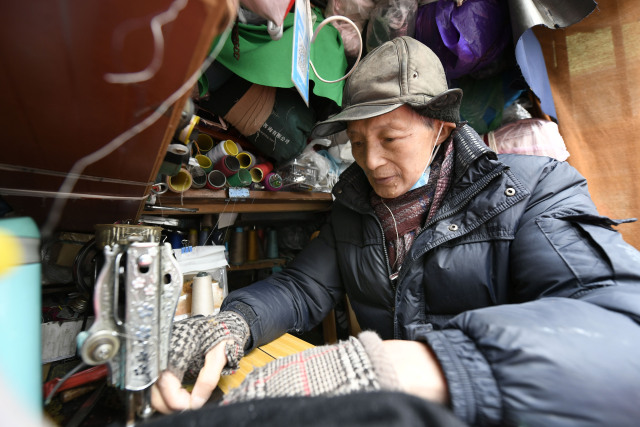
[
  {"x1": 229, "y1": 227, "x2": 246, "y2": 266},
  {"x1": 266, "y1": 228, "x2": 278, "y2": 259},
  {"x1": 213, "y1": 155, "x2": 240, "y2": 177},
  {"x1": 246, "y1": 228, "x2": 260, "y2": 261},
  {"x1": 227, "y1": 169, "x2": 252, "y2": 187},
  {"x1": 250, "y1": 161, "x2": 273, "y2": 183},
  {"x1": 236, "y1": 151, "x2": 257, "y2": 169},
  {"x1": 206, "y1": 170, "x2": 227, "y2": 190},
  {"x1": 195, "y1": 154, "x2": 213, "y2": 173},
  {"x1": 177, "y1": 115, "x2": 200, "y2": 143},
  {"x1": 206, "y1": 139, "x2": 239, "y2": 165},
  {"x1": 189, "y1": 165, "x2": 207, "y2": 189},
  {"x1": 196, "y1": 133, "x2": 214, "y2": 153},
  {"x1": 264, "y1": 172, "x2": 283, "y2": 191},
  {"x1": 166, "y1": 168, "x2": 193, "y2": 193}
]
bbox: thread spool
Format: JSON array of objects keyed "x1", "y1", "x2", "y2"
[
  {"x1": 168, "y1": 231, "x2": 184, "y2": 249},
  {"x1": 188, "y1": 229, "x2": 198, "y2": 247},
  {"x1": 213, "y1": 155, "x2": 240, "y2": 177},
  {"x1": 253, "y1": 161, "x2": 273, "y2": 177},
  {"x1": 159, "y1": 143, "x2": 190, "y2": 176},
  {"x1": 196, "y1": 133, "x2": 214, "y2": 153},
  {"x1": 191, "y1": 272, "x2": 215, "y2": 316},
  {"x1": 206, "y1": 170, "x2": 227, "y2": 190},
  {"x1": 189, "y1": 165, "x2": 207, "y2": 189},
  {"x1": 195, "y1": 154, "x2": 213, "y2": 173},
  {"x1": 206, "y1": 139, "x2": 239, "y2": 165},
  {"x1": 227, "y1": 169, "x2": 252, "y2": 187},
  {"x1": 166, "y1": 168, "x2": 193, "y2": 193},
  {"x1": 246, "y1": 228, "x2": 260, "y2": 261},
  {"x1": 249, "y1": 167, "x2": 264, "y2": 183},
  {"x1": 177, "y1": 115, "x2": 200, "y2": 143},
  {"x1": 266, "y1": 229, "x2": 278, "y2": 259},
  {"x1": 236, "y1": 151, "x2": 257, "y2": 169},
  {"x1": 264, "y1": 172, "x2": 283, "y2": 191},
  {"x1": 229, "y1": 227, "x2": 246, "y2": 265},
  {"x1": 198, "y1": 228, "x2": 210, "y2": 246}
]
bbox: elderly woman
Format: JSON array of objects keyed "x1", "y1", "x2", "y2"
[{"x1": 152, "y1": 37, "x2": 640, "y2": 426}]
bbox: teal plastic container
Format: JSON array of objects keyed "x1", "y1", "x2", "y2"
[{"x1": 0, "y1": 217, "x2": 41, "y2": 415}]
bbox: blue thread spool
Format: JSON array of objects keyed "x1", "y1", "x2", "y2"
[{"x1": 266, "y1": 229, "x2": 278, "y2": 259}]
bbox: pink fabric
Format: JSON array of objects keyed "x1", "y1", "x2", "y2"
[{"x1": 485, "y1": 118, "x2": 570, "y2": 161}]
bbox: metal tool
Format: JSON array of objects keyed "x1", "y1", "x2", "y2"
[{"x1": 76, "y1": 237, "x2": 183, "y2": 425}]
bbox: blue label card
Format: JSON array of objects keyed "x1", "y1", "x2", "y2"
[{"x1": 291, "y1": 0, "x2": 311, "y2": 106}]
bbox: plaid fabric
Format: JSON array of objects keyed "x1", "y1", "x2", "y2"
[
  {"x1": 167, "y1": 311, "x2": 250, "y2": 381},
  {"x1": 221, "y1": 331, "x2": 399, "y2": 405}
]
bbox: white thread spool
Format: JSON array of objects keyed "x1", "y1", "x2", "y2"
[{"x1": 191, "y1": 272, "x2": 215, "y2": 316}]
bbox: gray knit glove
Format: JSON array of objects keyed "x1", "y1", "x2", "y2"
[
  {"x1": 167, "y1": 311, "x2": 250, "y2": 382},
  {"x1": 221, "y1": 331, "x2": 399, "y2": 405}
]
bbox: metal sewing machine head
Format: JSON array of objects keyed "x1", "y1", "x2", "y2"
[{"x1": 76, "y1": 225, "x2": 182, "y2": 424}]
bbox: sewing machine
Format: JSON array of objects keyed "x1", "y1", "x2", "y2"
[{"x1": 76, "y1": 227, "x2": 182, "y2": 425}]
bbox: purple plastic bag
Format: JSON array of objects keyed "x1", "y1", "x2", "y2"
[{"x1": 415, "y1": 0, "x2": 511, "y2": 79}]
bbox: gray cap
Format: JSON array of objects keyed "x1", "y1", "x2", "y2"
[{"x1": 312, "y1": 36, "x2": 462, "y2": 138}]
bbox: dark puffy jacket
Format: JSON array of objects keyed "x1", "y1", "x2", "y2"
[{"x1": 223, "y1": 124, "x2": 640, "y2": 426}]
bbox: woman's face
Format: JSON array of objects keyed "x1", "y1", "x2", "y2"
[{"x1": 347, "y1": 105, "x2": 450, "y2": 199}]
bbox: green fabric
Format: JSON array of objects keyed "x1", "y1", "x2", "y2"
[{"x1": 215, "y1": 8, "x2": 347, "y2": 105}]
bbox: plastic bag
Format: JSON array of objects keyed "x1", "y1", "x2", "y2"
[
  {"x1": 326, "y1": 0, "x2": 375, "y2": 61},
  {"x1": 485, "y1": 118, "x2": 570, "y2": 161},
  {"x1": 366, "y1": 0, "x2": 419, "y2": 51},
  {"x1": 277, "y1": 139, "x2": 339, "y2": 192},
  {"x1": 239, "y1": 0, "x2": 292, "y2": 26}
]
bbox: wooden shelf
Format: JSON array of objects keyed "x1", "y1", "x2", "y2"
[
  {"x1": 144, "y1": 189, "x2": 333, "y2": 214},
  {"x1": 227, "y1": 258, "x2": 287, "y2": 271}
]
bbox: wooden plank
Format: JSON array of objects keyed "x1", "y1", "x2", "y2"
[{"x1": 216, "y1": 333, "x2": 314, "y2": 394}]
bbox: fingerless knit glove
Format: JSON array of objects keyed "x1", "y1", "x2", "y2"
[
  {"x1": 167, "y1": 311, "x2": 250, "y2": 382},
  {"x1": 221, "y1": 331, "x2": 400, "y2": 405}
]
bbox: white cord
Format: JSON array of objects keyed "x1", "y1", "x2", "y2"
[
  {"x1": 309, "y1": 15, "x2": 363, "y2": 84},
  {"x1": 104, "y1": 0, "x2": 188, "y2": 84},
  {"x1": 42, "y1": 19, "x2": 234, "y2": 237}
]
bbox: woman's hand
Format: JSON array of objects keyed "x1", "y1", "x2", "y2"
[{"x1": 151, "y1": 340, "x2": 231, "y2": 414}]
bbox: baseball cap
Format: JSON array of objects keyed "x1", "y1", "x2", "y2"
[{"x1": 311, "y1": 36, "x2": 463, "y2": 138}]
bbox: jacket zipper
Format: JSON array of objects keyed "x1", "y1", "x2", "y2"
[{"x1": 394, "y1": 164, "x2": 508, "y2": 289}]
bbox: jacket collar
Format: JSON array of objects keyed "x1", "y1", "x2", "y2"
[{"x1": 332, "y1": 124, "x2": 496, "y2": 211}]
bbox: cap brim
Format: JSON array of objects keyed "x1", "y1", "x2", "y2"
[{"x1": 311, "y1": 103, "x2": 403, "y2": 138}]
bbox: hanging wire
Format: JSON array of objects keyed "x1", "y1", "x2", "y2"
[
  {"x1": 309, "y1": 15, "x2": 363, "y2": 84},
  {"x1": 42, "y1": 15, "x2": 235, "y2": 238},
  {"x1": 104, "y1": 0, "x2": 188, "y2": 84}
]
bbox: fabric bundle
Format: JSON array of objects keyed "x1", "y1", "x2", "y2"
[{"x1": 415, "y1": 0, "x2": 511, "y2": 80}]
